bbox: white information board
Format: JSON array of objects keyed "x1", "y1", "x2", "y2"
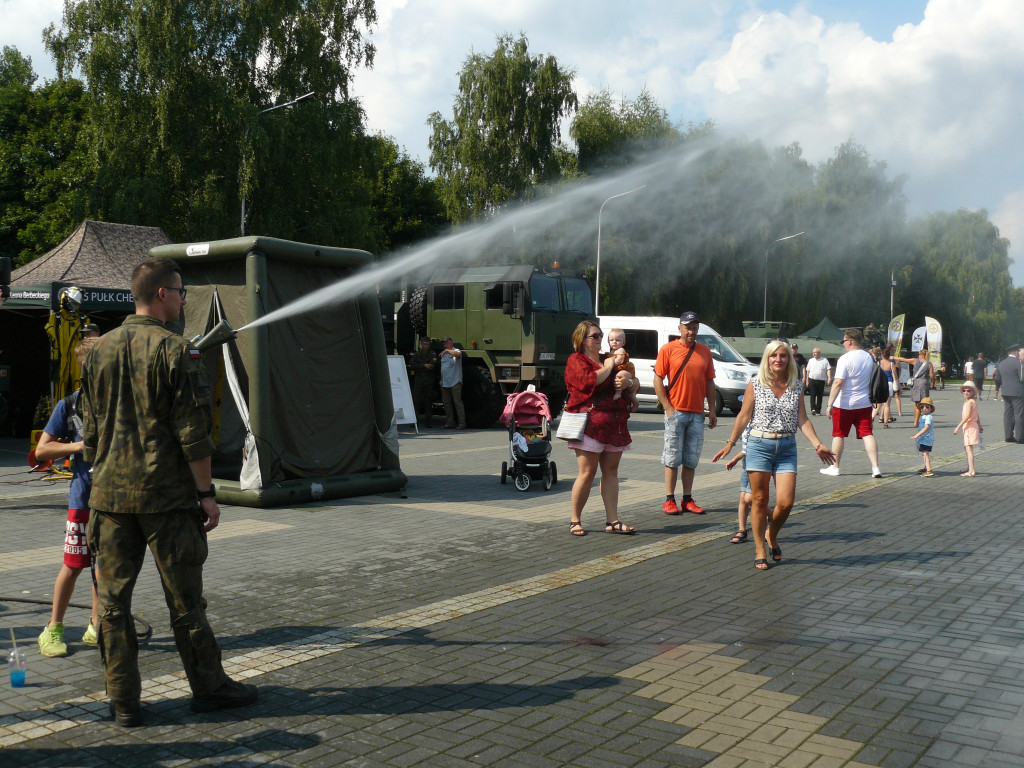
[{"x1": 387, "y1": 355, "x2": 418, "y2": 432}]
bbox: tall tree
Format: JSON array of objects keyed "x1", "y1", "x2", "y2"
[
  {"x1": 428, "y1": 33, "x2": 577, "y2": 223},
  {"x1": 43, "y1": 0, "x2": 378, "y2": 246},
  {"x1": 571, "y1": 87, "x2": 693, "y2": 174},
  {"x1": 0, "y1": 46, "x2": 93, "y2": 263}
]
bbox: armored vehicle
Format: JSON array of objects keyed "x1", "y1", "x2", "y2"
[{"x1": 396, "y1": 265, "x2": 594, "y2": 427}]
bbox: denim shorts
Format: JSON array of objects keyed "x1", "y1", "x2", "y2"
[
  {"x1": 744, "y1": 434, "x2": 798, "y2": 475},
  {"x1": 662, "y1": 410, "x2": 704, "y2": 469},
  {"x1": 739, "y1": 455, "x2": 751, "y2": 494}
]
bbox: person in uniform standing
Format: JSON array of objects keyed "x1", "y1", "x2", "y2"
[
  {"x1": 81, "y1": 257, "x2": 257, "y2": 727},
  {"x1": 410, "y1": 337, "x2": 439, "y2": 427}
]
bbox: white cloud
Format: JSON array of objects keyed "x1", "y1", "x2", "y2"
[{"x1": 687, "y1": 0, "x2": 1024, "y2": 282}]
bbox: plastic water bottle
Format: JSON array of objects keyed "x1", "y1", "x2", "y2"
[{"x1": 8, "y1": 648, "x2": 26, "y2": 688}]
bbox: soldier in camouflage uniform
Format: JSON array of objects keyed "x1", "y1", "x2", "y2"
[
  {"x1": 80, "y1": 257, "x2": 257, "y2": 727},
  {"x1": 410, "y1": 337, "x2": 439, "y2": 426}
]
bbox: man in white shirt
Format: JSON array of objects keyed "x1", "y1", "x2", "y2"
[
  {"x1": 822, "y1": 329, "x2": 882, "y2": 478},
  {"x1": 803, "y1": 347, "x2": 832, "y2": 416}
]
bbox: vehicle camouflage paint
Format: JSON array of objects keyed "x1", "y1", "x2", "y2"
[{"x1": 397, "y1": 265, "x2": 594, "y2": 427}]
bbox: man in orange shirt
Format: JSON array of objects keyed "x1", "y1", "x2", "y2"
[{"x1": 653, "y1": 311, "x2": 717, "y2": 515}]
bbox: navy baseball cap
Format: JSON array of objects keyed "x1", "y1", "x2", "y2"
[{"x1": 679, "y1": 311, "x2": 699, "y2": 325}]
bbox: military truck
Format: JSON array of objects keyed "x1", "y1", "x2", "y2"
[{"x1": 395, "y1": 265, "x2": 594, "y2": 427}]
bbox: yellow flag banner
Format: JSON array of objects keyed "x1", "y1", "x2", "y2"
[
  {"x1": 887, "y1": 314, "x2": 905, "y2": 356},
  {"x1": 925, "y1": 316, "x2": 942, "y2": 370}
]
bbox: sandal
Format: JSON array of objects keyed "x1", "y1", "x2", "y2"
[
  {"x1": 730, "y1": 529, "x2": 748, "y2": 544},
  {"x1": 754, "y1": 558, "x2": 770, "y2": 571},
  {"x1": 959, "y1": 472, "x2": 976, "y2": 478},
  {"x1": 605, "y1": 520, "x2": 635, "y2": 535},
  {"x1": 770, "y1": 546, "x2": 782, "y2": 562},
  {"x1": 570, "y1": 521, "x2": 586, "y2": 536}
]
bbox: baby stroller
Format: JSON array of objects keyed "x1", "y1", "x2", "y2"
[{"x1": 499, "y1": 390, "x2": 557, "y2": 491}]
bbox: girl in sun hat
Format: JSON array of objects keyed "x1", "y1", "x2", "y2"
[
  {"x1": 953, "y1": 380, "x2": 982, "y2": 477},
  {"x1": 911, "y1": 397, "x2": 936, "y2": 477}
]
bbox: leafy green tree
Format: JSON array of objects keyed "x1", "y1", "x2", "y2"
[
  {"x1": 0, "y1": 46, "x2": 94, "y2": 264},
  {"x1": 571, "y1": 87, "x2": 692, "y2": 174},
  {"x1": 428, "y1": 33, "x2": 578, "y2": 223},
  {"x1": 362, "y1": 133, "x2": 445, "y2": 254},
  {"x1": 42, "y1": 0, "x2": 378, "y2": 246}
]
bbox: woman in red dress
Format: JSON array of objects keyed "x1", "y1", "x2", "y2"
[{"x1": 564, "y1": 320, "x2": 640, "y2": 536}]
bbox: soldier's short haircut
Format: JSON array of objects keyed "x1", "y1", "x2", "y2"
[{"x1": 132, "y1": 257, "x2": 181, "y2": 305}]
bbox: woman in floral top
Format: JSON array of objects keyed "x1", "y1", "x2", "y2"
[
  {"x1": 713, "y1": 339, "x2": 835, "y2": 570},
  {"x1": 564, "y1": 320, "x2": 640, "y2": 537}
]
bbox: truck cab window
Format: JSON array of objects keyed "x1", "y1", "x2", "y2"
[
  {"x1": 529, "y1": 275, "x2": 560, "y2": 311},
  {"x1": 562, "y1": 278, "x2": 593, "y2": 314}
]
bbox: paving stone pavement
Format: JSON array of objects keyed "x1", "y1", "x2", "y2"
[{"x1": 0, "y1": 389, "x2": 1022, "y2": 767}]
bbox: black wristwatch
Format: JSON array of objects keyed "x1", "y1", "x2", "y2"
[{"x1": 197, "y1": 485, "x2": 216, "y2": 499}]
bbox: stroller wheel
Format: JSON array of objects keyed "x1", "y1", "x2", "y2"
[
  {"x1": 514, "y1": 473, "x2": 531, "y2": 491},
  {"x1": 543, "y1": 467, "x2": 553, "y2": 491},
  {"x1": 550, "y1": 462, "x2": 557, "y2": 485},
  {"x1": 500, "y1": 461, "x2": 507, "y2": 484}
]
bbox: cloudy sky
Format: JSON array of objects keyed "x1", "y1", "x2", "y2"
[{"x1": 5, "y1": 0, "x2": 1024, "y2": 284}]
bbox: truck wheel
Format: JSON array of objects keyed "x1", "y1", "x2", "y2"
[
  {"x1": 729, "y1": 405, "x2": 742, "y2": 415},
  {"x1": 541, "y1": 385, "x2": 566, "y2": 418},
  {"x1": 463, "y1": 365, "x2": 503, "y2": 428},
  {"x1": 715, "y1": 390, "x2": 724, "y2": 416},
  {"x1": 408, "y1": 285, "x2": 428, "y2": 335}
]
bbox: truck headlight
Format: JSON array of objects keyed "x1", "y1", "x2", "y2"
[{"x1": 723, "y1": 368, "x2": 748, "y2": 381}]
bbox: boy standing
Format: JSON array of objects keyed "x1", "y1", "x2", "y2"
[{"x1": 37, "y1": 337, "x2": 100, "y2": 657}]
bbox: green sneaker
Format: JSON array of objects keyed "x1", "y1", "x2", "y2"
[
  {"x1": 82, "y1": 623, "x2": 99, "y2": 646},
  {"x1": 38, "y1": 623, "x2": 68, "y2": 657}
]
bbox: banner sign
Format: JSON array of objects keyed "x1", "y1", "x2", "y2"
[
  {"x1": 910, "y1": 325, "x2": 927, "y2": 352},
  {"x1": 887, "y1": 314, "x2": 905, "y2": 356},
  {"x1": 925, "y1": 316, "x2": 942, "y2": 369}
]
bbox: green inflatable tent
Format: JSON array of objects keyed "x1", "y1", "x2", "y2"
[{"x1": 150, "y1": 236, "x2": 405, "y2": 508}]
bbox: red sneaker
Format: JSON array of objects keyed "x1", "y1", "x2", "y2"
[
  {"x1": 683, "y1": 499, "x2": 705, "y2": 515},
  {"x1": 662, "y1": 499, "x2": 680, "y2": 515}
]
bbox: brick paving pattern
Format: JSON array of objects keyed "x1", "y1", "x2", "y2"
[{"x1": 0, "y1": 388, "x2": 1021, "y2": 767}]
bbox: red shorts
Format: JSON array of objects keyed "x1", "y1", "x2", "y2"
[
  {"x1": 63, "y1": 508, "x2": 91, "y2": 569},
  {"x1": 832, "y1": 406, "x2": 874, "y2": 439}
]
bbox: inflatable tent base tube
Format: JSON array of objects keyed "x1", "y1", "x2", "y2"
[{"x1": 214, "y1": 470, "x2": 407, "y2": 508}]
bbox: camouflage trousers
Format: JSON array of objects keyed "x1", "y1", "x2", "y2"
[{"x1": 87, "y1": 508, "x2": 230, "y2": 701}]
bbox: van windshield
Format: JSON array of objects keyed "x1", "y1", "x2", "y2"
[{"x1": 696, "y1": 334, "x2": 747, "y2": 364}]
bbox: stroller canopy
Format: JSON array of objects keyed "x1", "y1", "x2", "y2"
[{"x1": 500, "y1": 391, "x2": 552, "y2": 428}]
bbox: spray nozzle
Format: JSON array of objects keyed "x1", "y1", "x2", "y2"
[{"x1": 191, "y1": 320, "x2": 238, "y2": 353}]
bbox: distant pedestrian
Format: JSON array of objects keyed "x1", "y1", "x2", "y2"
[
  {"x1": 997, "y1": 343, "x2": 1024, "y2": 442},
  {"x1": 910, "y1": 397, "x2": 936, "y2": 477},
  {"x1": 953, "y1": 381, "x2": 982, "y2": 477},
  {"x1": 440, "y1": 336, "x2": 466, "y2": 429},
  {"x1": 821, "y1": 329, "x2": 883, "y2": 478},
  {"x1": 972, "y1": 352, "x2": 987, "y2": 399},
  {"x1": 791, "y1": 343, "x2": 806, "y2": 382},
  {"x1": 803, "y1": 347, "x2": 831, "y2": 416},
  {"x1": 410, "y1": 337, "x2": 439, "y2": 427}
]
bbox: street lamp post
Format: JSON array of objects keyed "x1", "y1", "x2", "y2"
[
  {"x1": 762, "y1": 231, "x2": 805, "y2": 322},
  {"x1": 595, "y1": 185, "x2": 646, "y2": 317},
  {"x1": 890, "y1": 267, "x2": 897, "y2": 320},
  {"x1": 240, "y1": 91, "x2": 316, "y2": 236}
]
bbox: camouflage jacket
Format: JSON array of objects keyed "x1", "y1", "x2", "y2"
[{"x1": 81, "y1": 315, "x2": 214, "y2": 514}]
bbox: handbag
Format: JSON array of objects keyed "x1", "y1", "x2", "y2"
[{"x1": 555, "y1": 408, "x2": 590, "y2": 441}]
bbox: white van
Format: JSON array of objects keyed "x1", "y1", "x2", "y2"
[{"x1": 599, "y1": 316, "x2": 758, "y2": 415}]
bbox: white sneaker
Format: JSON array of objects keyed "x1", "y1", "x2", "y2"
[
  {"x1": 872, "y1": 468, "x2": 883, "y2": 478},
  {"x1": 819, "y1": 466, "x2": 840, "y2": 476}
]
